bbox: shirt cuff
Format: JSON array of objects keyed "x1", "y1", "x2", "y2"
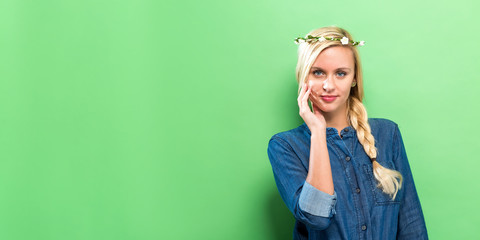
[{"x1": 299, "y1": 181, "x2": 337, "y2": 217}]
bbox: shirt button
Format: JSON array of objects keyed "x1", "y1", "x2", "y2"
[
  {"x1": 356, "y1": 188, "x2": 361, "y2": 193},
  {"x1": 345, "y1": 156, "x2": 351, "y2": 161},
  {"x1": 344, "y1": 128, "x2": 349, "y2": 132},
  {"x1": 361, "y1": 225, "x2": 367, "y2": 231}
]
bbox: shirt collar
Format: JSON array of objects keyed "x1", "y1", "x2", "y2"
[{"x1": 302, "y1": 123, "x2": 355, "y2": 138}]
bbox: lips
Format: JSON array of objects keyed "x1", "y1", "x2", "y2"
[{"x1": 321, "y1": 95, "x2": 337, "y2": 102}]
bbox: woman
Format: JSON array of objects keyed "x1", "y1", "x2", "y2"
[{"x1": 267, "y1": 26, "x2": 428, "y2": 239}]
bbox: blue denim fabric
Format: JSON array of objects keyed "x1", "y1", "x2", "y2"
[{"x1": 267, "y1": 118, "x2": 428, "y2": 240}]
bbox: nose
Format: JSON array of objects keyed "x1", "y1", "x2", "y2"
[
  {"x1": 308, "y1": 78, "x2": 334, "y2": 96},
  {"x1": 322, "y1": 77, "x2": 334, "y2": 92}
]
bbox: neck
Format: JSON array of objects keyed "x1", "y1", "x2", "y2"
[{"x1": 323, "y1": 105, "x2": 350, "y2": 131}]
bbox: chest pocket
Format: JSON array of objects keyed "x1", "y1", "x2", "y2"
[{"x1": 362, "y1": 161, "x2": 403, "y2": 205}]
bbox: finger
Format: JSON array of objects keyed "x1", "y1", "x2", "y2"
[
  {"x1": 309, "y1": 93, "x2": 320, "y2": 106},
  {"x1": 302, "y1": 86, "x2": 311, "y2": 105},
  {"x1": 297, "y1": 83, "x2": 306, "y2": 104},
  {"x1": 312, "y1": 103, "x2": 324, "y2": 117},
  {"x1": 300, "y1": 87, "x2": 311, "y2": 114},
  {"x1": 298, "y1": 82, "x2": 306, "y2": 97},
  {"x1": 298, "y1": 84, "x2": 310, "y2": 113}
]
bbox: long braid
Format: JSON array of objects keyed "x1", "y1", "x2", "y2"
[{"x1": 348, "y1": 97, "x2": 403, "y2": 200}]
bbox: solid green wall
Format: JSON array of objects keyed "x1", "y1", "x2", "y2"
[{"x1": 0, "y1": 0, "x2": 479, "y2": 239}]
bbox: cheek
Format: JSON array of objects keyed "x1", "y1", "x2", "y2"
[
  {"x1": 337, "y1": 77, "x2": 354, "y2": 91},
  {"x1": 308, "y1": 80, "x2": 324, "y2": 94}
]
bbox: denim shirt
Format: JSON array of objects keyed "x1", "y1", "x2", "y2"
[{"x1": 267, "y1": 118, "x2": 428, "y2": 240}]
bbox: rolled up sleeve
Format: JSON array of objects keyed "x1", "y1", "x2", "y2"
[
  {"x1": 267, "y1": 135, "x2": 336, "y2": 230},
  {"x1": 299, "y1": 181, "x2": 337, "y2": 217}
]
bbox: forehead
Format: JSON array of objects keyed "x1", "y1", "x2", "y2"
[{"x1": 312, "y1": 46, "x2": 354, "y2": 69}]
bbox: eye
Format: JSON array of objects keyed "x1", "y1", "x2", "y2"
[
  {"x1": 313, "y1": 70, "x2": 324, "y2": 76},
  {"x1": 337, "y1": 71, "x2": 347, "y2": 77}
]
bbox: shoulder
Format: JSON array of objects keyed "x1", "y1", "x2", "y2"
[
  {"x1": 267, "y1": 124, "x2": 311, "y2": 166},
  {"x1": 368, "y1": 117, "x2": 399, "y2": 133},
  {"x1": 367, "y1": 118, "x2": 400, "y2": 142},
  {"x1": 368, "y1": 117, "x2": 398, "y2": 130},
  {"x1": 269, "y1": 123, "x2": 308, "y2": 142},
  {"x1": 268, "y1": 123, "x2": 310, "y2": 151}
]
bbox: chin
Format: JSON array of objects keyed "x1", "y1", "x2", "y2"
[
  {"x1": 314, "y1": 105, "x2": 333, "y2": 113},
  {"x1": 314, "y1": 103, "x2": 342, "y2": 113},
  {"x1": 319, "y1": 108, "x2": 337, "y2": 113}
]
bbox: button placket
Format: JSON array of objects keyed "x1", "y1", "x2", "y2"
[{"x1": 327, "y1": 133, "x2": 368, "y2": 238}]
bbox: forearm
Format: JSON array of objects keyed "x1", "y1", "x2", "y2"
[
  {"x1": 268, "y1": 135, "x2": 336, "y2": 230},
  {"x1": 305, "y1": 129, "x2": 334, "y2": 195}
]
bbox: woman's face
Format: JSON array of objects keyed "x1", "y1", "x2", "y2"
[{"x1": 307, "y1": 46, "x2": 356, "y2": 116}]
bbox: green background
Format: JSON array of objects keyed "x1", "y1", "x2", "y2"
[{"x1": 1, "y1": 0, "x2": 479, "y2": 239}]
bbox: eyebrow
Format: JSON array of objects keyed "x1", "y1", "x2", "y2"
[{"x1": 311, "y1": 67, "x2": 352, "y2": 71}]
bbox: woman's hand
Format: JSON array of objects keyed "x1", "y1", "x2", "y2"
[{"x1": 297, "y1": 82, "x2": 327, "y2": 133}]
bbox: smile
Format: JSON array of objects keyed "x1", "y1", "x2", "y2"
[{"x1": 321, "y1": 96, "x2": 337, "y2": 102}]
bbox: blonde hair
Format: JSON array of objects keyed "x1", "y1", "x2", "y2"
[{"x1": 295, "y1": 26, "x2": 403, "y2": 200}]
